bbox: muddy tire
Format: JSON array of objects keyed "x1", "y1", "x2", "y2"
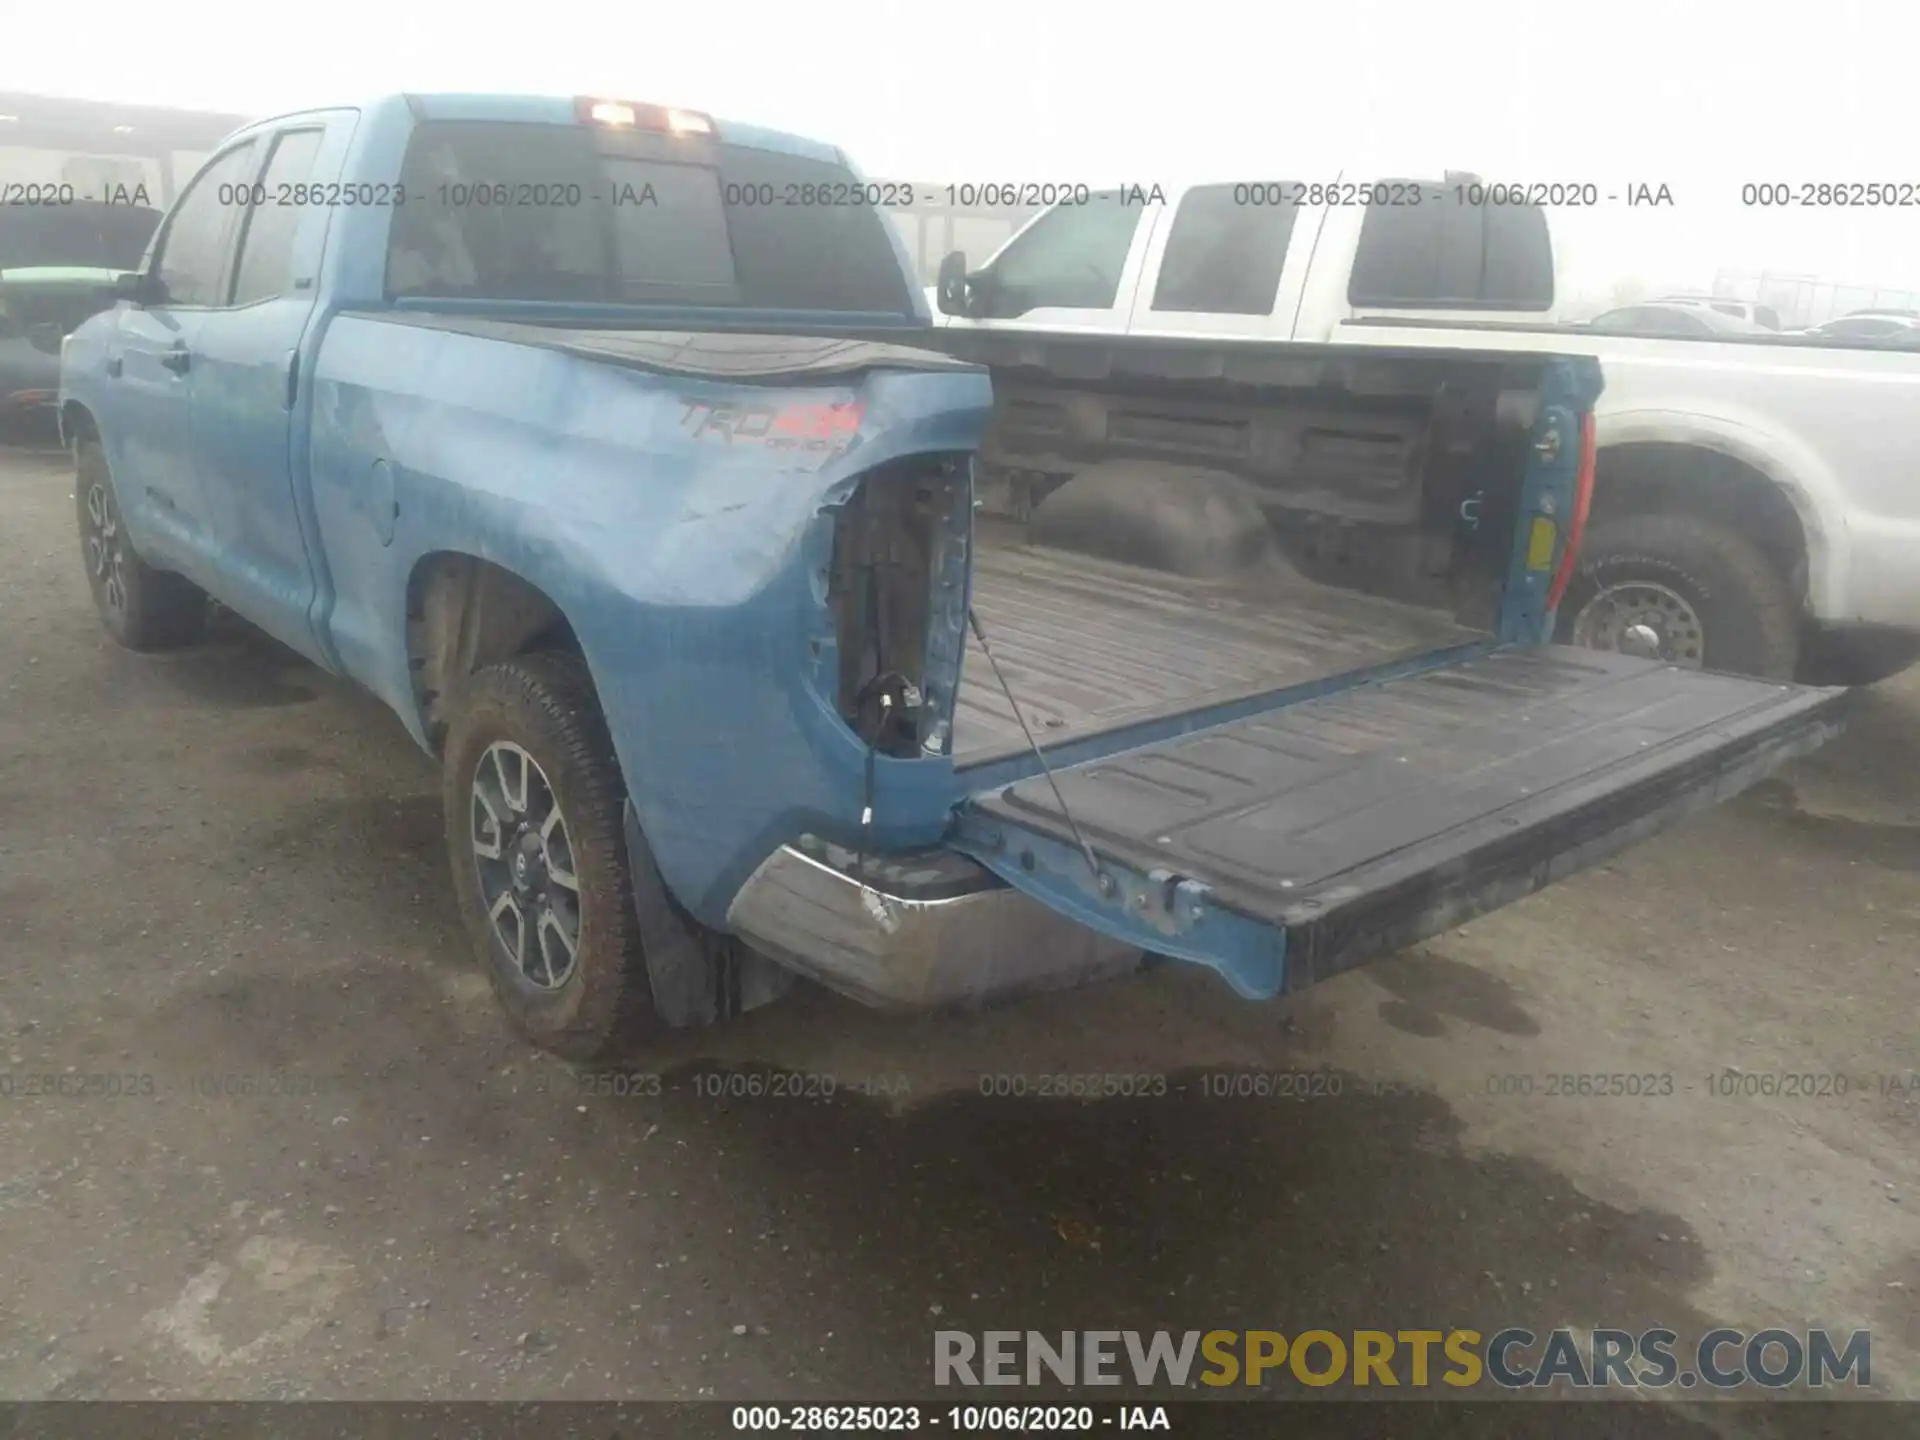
[
  {"x1": 74, "y1": 438, "x2": 208, "y2": 650},
  {"x1": 1556, "y1": 513, "x2": 1799, "y2": 679},
  {"x1": 442, "y1": 651, "x2": 660, "y2": 1060}
]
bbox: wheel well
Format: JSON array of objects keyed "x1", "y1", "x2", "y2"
[
  {"x1": 406, "y1": 554, "x2": 581, "y2": 750},
  {"x1": 61, "y1": 402, "x2": 99, "y2": 446},
  {"x1": 1589, "y1": 443, "x2": 1808, "y2": 605}
]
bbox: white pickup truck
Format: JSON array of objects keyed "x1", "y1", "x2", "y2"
[{"x1": 926, "y1": 179, "x2": 1920, "y2": 683}]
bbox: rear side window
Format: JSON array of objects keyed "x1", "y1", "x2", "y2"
[
  {"x1": 230, "y1": 129, "x2": 326, "y2": 306},
  {"x1": 1348, "y1": 185, "x2": 1553, "y2": 310},
  {"x1": 1151, "y1": 185, "x2": 1299, "y2": 315},
  {"x1": 385, "y1": 120, "x2": 913, "y2": 313}
]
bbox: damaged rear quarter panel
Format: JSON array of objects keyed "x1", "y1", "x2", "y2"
[{"x1": 306, "y1": 316, "x2": 993, "y2": 926}]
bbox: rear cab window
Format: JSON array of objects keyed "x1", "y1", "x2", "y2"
[{"x1": 384, "y1": 120, "x2": 915, "y2": 314}]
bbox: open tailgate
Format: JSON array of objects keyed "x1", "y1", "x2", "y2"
[{"x1": 952, "y1": 646, "x2": 1846, "y2": 999}]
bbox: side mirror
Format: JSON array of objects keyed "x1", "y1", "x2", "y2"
[
  {"x1": 113, "y1": 270, "x2": 162, "y2": 307},
  {"x1": 935, "y1": 250, "x2": 975, "y2": 317}
]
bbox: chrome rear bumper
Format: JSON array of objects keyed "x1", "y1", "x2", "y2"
[{"x1": 725, "y1": 840, "x2": 1143, "y2": 1010}]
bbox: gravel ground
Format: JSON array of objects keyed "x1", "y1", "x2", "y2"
[{"x1": 1, "y1": 443, "x2": 1916, "y2": 1432}]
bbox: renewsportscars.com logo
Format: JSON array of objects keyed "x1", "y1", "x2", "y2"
[{"x1": 933, "y1": 1327, "x2": 1872, "y2": 1391}]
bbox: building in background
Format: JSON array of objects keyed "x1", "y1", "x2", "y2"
[{"x1": 0, "y1": 92, "x2": 249, "y2": 211}]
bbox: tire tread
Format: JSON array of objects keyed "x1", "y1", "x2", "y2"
[
  {"x1": 1559, "y1": 512, "x2": 1799, "y2": 679},
  {"x1": 441, "y1": 650, "x2": 658, "y2": 1059}
]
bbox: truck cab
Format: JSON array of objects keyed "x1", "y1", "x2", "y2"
[{"x1": 928, "y1": 177, "x2": 1559, "y2": 340}]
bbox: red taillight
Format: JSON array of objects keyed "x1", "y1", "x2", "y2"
[
  {"x1": 575, "y1": 97, "x2": 713, "y2": 136},
  {"x1": 1546, "y1": 410, "x2": 1597, "y2": 612}
]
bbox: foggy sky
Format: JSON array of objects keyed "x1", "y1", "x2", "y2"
[{"x1": 5, "y1": 0, "x2": 1915, "y2": 296}]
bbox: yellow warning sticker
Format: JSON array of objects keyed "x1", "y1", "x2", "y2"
[{"x1": 1526, "y1": 517, "x2": 1558, "y2": 571}]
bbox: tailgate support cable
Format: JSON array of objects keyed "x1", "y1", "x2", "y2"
[{"x1": 966, "y1": 606, "x2": 1110, "y2": 895}]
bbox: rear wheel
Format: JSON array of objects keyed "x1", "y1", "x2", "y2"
[
  {"x1": 1556, "y1": 513, "x2": 1799, "y2": 679},
  {"x1": 442, "y1": 651, "x2": 661, "y2": 1059},
  {"x1": 74, "y1": 438, "x2": 207, "y2": 650}
]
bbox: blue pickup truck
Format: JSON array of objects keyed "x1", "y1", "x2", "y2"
[{"x1": 59, "y1": 94, "x2": 1848, "y2": 1059}]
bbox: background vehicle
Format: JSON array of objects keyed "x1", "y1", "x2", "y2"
[
  {"x1": 1801, "y1": 311, "x2": 1920, "y2": 343},
  {"x1": 0, "y1": 201, "x2": 160, "y2": 435},
  {"x1": 1648, "y1": 294, "x2": 1782, "y2": 329},
  {"x1": 60, "y1": 102, "x2": 1844, "y2": 1060},
  {"x1": 1589, "y1": 303, "x2": 1771, "y2": 337},
  {"x1": 930, "y1": 178, "x2": 1920, "y2": 685},
  {"x1": 2, "y1": 269, "x2": 127, "y2": 434}
]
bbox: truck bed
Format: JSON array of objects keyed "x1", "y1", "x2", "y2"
[{"x1": 956, "y1": 529, "x2": 1481, "y2": 762}]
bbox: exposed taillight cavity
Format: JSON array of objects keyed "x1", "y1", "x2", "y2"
[{"x1": 825, "y1": 456, "x2": 972, "y2": 758}]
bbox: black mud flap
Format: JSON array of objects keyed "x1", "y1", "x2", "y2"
[
  {"x1": 952, "y1": 647, "x2": 1848, "y2": 1000},
  {"x1": 624, "y1": 802, "x2": 796, "y2": 1026}
]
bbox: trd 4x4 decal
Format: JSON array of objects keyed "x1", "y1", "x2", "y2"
[{"x1": 679, "y1": 399, "x2": 863, "y2": 468}]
